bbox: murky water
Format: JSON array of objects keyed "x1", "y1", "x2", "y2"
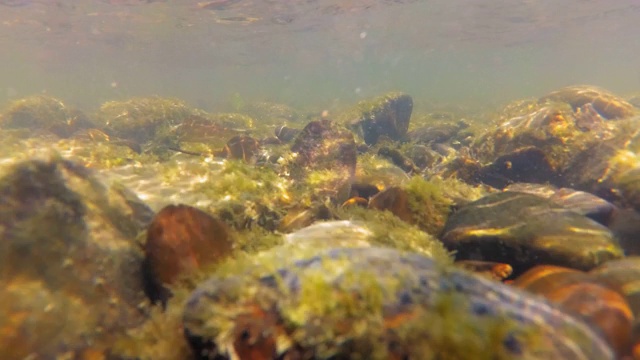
[
  {"x1": 4, "y1": 2, "x2": 640, "y2": 359},
  {"x1": 1, "y1": 0, "x2": 639, "y2": 110}
]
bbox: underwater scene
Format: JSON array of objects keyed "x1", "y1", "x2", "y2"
[{"x1": 2, "y1": 1, "x2": 640, "y2": 359}]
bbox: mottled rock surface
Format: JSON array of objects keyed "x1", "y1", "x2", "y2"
[{"x1": 0, "y1": 157, "x2": 152, "y2": 358}]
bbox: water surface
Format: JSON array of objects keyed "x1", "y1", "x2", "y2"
[{"x1": 1, "y1": 0, "x2": 639, "y2": 110}]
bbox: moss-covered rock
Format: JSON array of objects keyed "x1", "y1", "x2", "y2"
[
  {"x1": 539, "y1": 85, "x2": 638, "y2": 120},
  {"x1": 366, "y1": 175, "x2": 487, "y2": 236},
  {"x1": 183, "y1": 247, "x2": 614, "y2": 359},
  {"x1": 0, "y1": 95, "x2": 94, "y2": 138},
  {"x1": 289, "y1": 119, "x2": 357, "y2": 203},
  {"x1": 0, "y1": 156, "x2": 152, "y2": 358},
  {"x1": 337, "y1": 92, "x2": 413, "y2": 145}
]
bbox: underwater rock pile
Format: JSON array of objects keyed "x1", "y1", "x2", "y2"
[{"x1": 0, "y1": 85, "x2": 640, "y2": 359}]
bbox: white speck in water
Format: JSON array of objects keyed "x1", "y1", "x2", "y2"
[{"x1": 360, "y1": 31, "x2": 367, "y2": 39}]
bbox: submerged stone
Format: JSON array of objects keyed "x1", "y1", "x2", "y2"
[
  {"x1": 540, "y1": 85, "x2": 638, "y2": 120},
  {"x1": 98, "y1": 97, "x2": 196, "y2": 144},
  {"x1": 341, "y1": 92, "x2": 413, "y2": 145},
  {"x1": 291, "y1": 119, "x2": 356, "y2": 175},
  {"x1": 214, "y1": 134, "x2": 261, "y2": 163},
  {"x1": 478, "y1": 146, "x2": 558, "y2": 188},
  {"x1": 441, "y1": 191, "x2": 623, "y2": 275},
  {"x1": 406, "y1": 120, "x2": 468, "y2": 145},
  {"x1": 0, "y1": 95, "x2": 94, "y2": 138},
  {"x1": 183, "y1": 247, "x2": 614, "y2": 360},
  {"x1": 290, "y1": 119, "x2": 357, "y2": 202},
  {"x1": 274, "y1": 125, "x2": 300, "y2": 143},
  {"x1": 513, "y1": 265, "x2": 634, "y2": 357},
  {"x1": 504, "y1": 183, "x2": 617, "y2": 225},
  {"x1": 143, "y1": 204, "x2": 234, "y2": 304},
  {"x1": 453, "y1": 260, "x2": 513, "y2": 281},
  {"x1": 591, "y1": 257, "x2": 640, "y2": 358},
  {"x1": 0, "y1": 157, "x2": 151, "y2": 358}
]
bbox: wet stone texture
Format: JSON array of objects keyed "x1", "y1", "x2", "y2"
[
  {"x1": 559, "y1": 117, "x2": 640, "y2": 211},
  {"x1": 143, "y1": 204, "x2": 234, "y2": 305},
  {"x1": 539, "y1": 85, "x2": 638, "y2": 120},
  {"x1": 0, "y1": 95, "x2": 94, "y2": 139},
  {"x1": 441, "y1": 191, "x2": 623, "y2": 275},
  {"x1": 0, "y1": 157, "x2": 152, "y2": 359},
  {"x1": 503, "y1": 183, "x2": 618, "y2": 225},
  {"x1": 591, "y1": 257, "x2": 640, "y2": 358},
  {"x1": 470, "y1": 105, "x2": 598, "y2": 189},
  {"x1": 183, "y1": 247, "x2": 614, "y2": 360},
  {"x1": 513, "y1": 265, "x2": 634, "y2": 357},
  {"x1": 290, "y1": 118, "x2": 357, "y2": 202},
  {"x1": 342, "y1": 92, "x2": 413, "y2": 145}
]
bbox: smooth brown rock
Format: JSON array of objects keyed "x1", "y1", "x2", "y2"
[{"x1": 143, "y1": 204, "x2": 233, "y2": 303}]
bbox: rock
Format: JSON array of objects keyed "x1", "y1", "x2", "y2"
[
  {"x1": 513, "y1": 265, "x2": 633, "y2": 357},
  {"x1": 540, "y1": 85, "x2": 638, "y2": 120},
  {"x1": 504, "y1": 183, "x2": 617, "y2": 225},
  {"x1": 377, "y1": 146, "x2": 420, "y2": 174},
  {"x1": 143, "y1": 204, "x2": 234, "y2": 304},
  {"x1": 472, "y1": 105, "x2": 593, "y2": 188},
  {"x1": 367, "y1": 176, "x2": 454, "y2": 236},
  {"x1": 441, "y1": 191, "x2": 623, "y2": 275},
  {"x1": 406, "y1": 120, "x2": 469, "y2": 145},
  {"x1": 183, "y1": 247, "x2": 614, "y2": 359},
  {"x1": 274, "y1": 125, "x2": 300, "y2": 143},
  {"x1": 591, "y1": 257, "x2": 640, "y2": 358},
  {"x1": 98, "y1": 97, "x2": 196, "y2": 145},
  {"x1": 341, "y1": 92, "x2": 413, "y2": 145},
  {"x1": 478, "y1": 146, "x2": 558, "y2": 188},
  {"x1": 290, "y1": 119, "x2": 357, "y2": 202},
  {"x1": 0, "y1": 95, "x2": 94, "y2": 138},
  {"x1": 215, "y1": 135, "x2": 261, "y2": 163},
  {"x1": 0, "y1": 157, "x2": 151, "y2": 358},
  {"x1": 453, "y1": 260, "x2": 513, "y2": 281},
  {"x1": 291, "y1": 119, "x2": 357, "y2": 176}
]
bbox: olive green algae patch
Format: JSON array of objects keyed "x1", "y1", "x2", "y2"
[
  {"x1": 98, "y1": 96, "x2": 196, "y2": 144},
  {"x1": 113, "y1": 291, "x2": 194, "y2": 360},
  {"x1": 183, "y1": 247, "x2": 614, "y2": 359},
  {"x1": 0, "y1": 95, "x2": 94, "y2": 138},
  {"x1": 334, "y1": 207, "x2": 452, "y2": 263}
]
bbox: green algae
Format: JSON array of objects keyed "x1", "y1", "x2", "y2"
[
  {"x1": 232, "y1": 226, "x2": 285, "y2": 254},
  {"x1": 295, "y1": 168, "x2": 352, "y2": 204},
  {"x1": 354, "y1": 152, "x2": 411, "y2": 190},
  {"x1": 96, "y1": 97, "x2": 211, "y2": 158},
  {"x1": 335, "y1": 206, "x2": 453, "y2": 263},
  {"x1": 195, "y1": 159, "x2": 286, "y2": 202},
  {"x1": 472, "y1": 103, "x2": 596, "y2": 172},
  {"x1": 187, "y1": 159, "x2": 291, "y2": 230},
  {"x1": 404, "y1": 175, "x2": 453, "y2": 236},
  {"x1": 113, "y1": 288, "x2": 193, "y2": 360},
  {"x1": 389, "y1": 291, "x2": 534, "y2": 360},
  {"x1": 336, "y1": 91, "x2": 408, "y2": 123},
  {"x1": 0, "y1": 95, "x2": 94, "y2": 138},
  {"x1": 98, "y1": 97, "x2": 197, "y2": 141},
  {"x1": 181, "y1": 247, "x2": 561, "y2": 360}
]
